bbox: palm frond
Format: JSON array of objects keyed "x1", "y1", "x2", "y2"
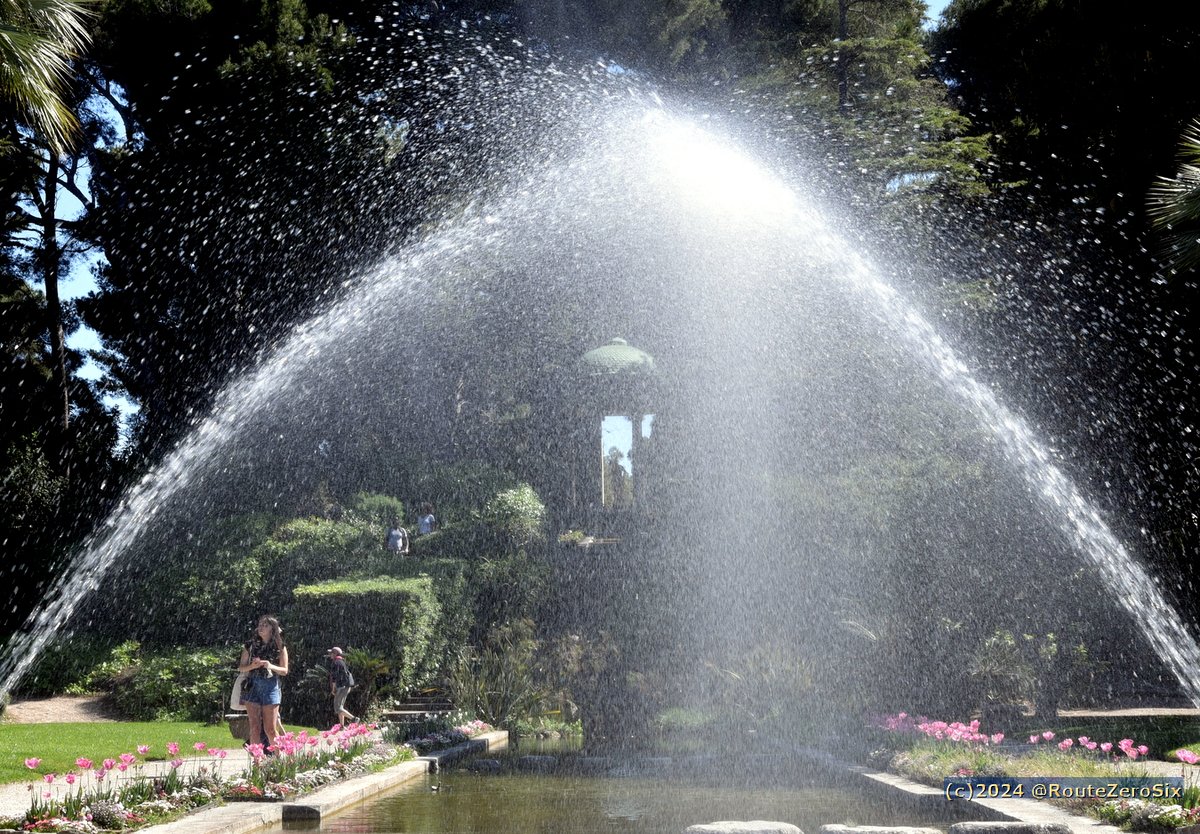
[{"x1": 1148, "y1": 119, "x2": 1200, "y2": 272}]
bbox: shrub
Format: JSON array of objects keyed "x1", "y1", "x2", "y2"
[
  {"x1": 482, "y1": 485, "x2": 546, "y2": 547},
  {"x1": 409, "y1": 521, "x2": 498, "y2": 560},
  {"x1": 347, "y1": 493, "x2": 405, "y2": 529},
  {"x1": 466, "y1": 552, "x2": 547, "y2": 643},
  {"x1": 401, "y1": 461, "x2": 521, "y2": 526},
  {"x1": 110, "y1": 647, "x2": 231, "y2": 721},
  {"x1": 448, "y1": 619, "x2": 545, "y2": 727},
  {"x1": 15, "y1": 636, "x2": 135, "y2": 697}
]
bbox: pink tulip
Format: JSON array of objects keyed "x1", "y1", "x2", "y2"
[
  {"x1": 1085, "y1": 742, "x2": 1098, "y2": 750},
  {"x1": 75, "y1": 758, "x2": 92, "y2": 770},
  {"x1": 1178, "y1": 749, "x2": 1200, "y2": 765},
  {"x1": 1042, "y1": 731, "x2": 1055, "y2": 741},
  {"x1": 119, "y1": 753, "x2": 136, "y2": 766},
  {"x1": 42, "y1": 774, "x2": 54, "y2": 784},
  {"x1": 1029, "y1": 735, "x2": 1039, "y2": 744},
  {"x1": 24, "y1": 758, "x2": 41, "y2": 770},
  {"x1": 137, "y1": 745, "x2": 150, "y2": 755},
  {"x1": 1058, "y1": 739, "x2": 1073, "y2": 750},
  {"x1": 169, "y1": 758, "x2": 184, "y2": 769},
  {"x1": 1138, "y1": 745, "x2": 1149, "y2": 755},
  {"x1": 193, "y1": 742, "x2": 207, "y2": 751},
  {"x1": 991, "y1": 733, "x2": 1004, "y2": 744},
  {"x1": 167, "y1": 742, "x2": 180, "y2": 756},
  {"x1": 64, "y1": 773, "x2": 77, "y2": 786},
  {"x1": 1100, "y1": 742, "x2": 1113, "y2": 752},
  {"x1": 102, "y1": 758, "x2": 116, "y2": 770},
  {"x1": 117, "y1": 763, "x2": 129, "y2": 772}
]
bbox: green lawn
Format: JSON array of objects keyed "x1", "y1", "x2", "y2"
[
  {"x1": 0, "y1": 722, "x2": 241, "y2": 785},
  {"x1": 1010, "y1": 716, "x2": 1200, "y2": 759}
]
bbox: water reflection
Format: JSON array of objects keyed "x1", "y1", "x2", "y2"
[{"x1": 306, "y1": 750, "x2": 959, "y2": 834}]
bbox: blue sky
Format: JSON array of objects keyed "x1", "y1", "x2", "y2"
[{"x1": 925, "y1": 0, "x2": 952, "y2": 28}]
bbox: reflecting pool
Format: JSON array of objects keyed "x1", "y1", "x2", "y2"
[{"x1": 302, "y1": 753, "x2": 965, "y2": 834}]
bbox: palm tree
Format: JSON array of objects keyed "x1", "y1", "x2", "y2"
[
  {"x1": 1148, "y1": 118, "x2": 1200, "y2": 273},
  {"x1": 0, "y1": 0, "x2": 92, "y2": 152}
]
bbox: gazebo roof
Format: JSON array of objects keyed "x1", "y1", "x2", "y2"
[{"x1": 579, "y1": 338, "x2": 655, "y2": 376}]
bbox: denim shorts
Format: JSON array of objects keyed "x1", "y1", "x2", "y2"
[{"x1": 243, "y1": 674, "x2": 281, "y2": 706}]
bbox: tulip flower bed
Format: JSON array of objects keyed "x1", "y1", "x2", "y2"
[
  {"x1": 395, "y1": 719, "x2": 494, "y2": 755},
  {"x1": 870, "y1": 713, "x2": 1200, "y2": 831},
  {"x1": 220, "y1": 723, "x2": 407, "y2": 802},
  {"x1": 1, "y1": 723, "x2": 413, "y2": 832}
]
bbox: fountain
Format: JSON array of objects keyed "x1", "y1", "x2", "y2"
[{"x1": 2, "y1": 38, "x2": 1197, "y2": 741}]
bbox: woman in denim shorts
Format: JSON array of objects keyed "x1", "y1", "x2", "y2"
[{"x1": 238, "y1": 615, "x2": 289, "y2": 750}]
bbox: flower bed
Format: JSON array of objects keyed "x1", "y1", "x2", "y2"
[
  {"x1": 870, "y1": 712, "x2": 1200, "y2": 832},
  {"x1": 399, "y1": 719, "x2": 494, "y2": 755},
  {"x1": 1, "y1": 722, "x2": 415, "y2": 832}
]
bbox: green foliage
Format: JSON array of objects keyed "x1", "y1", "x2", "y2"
[
  {"x1": 256, "y1": 516, "x2": 380, "y2": 609},
  {"x1": 290, "y1": 576, "x2": 442, "y2": 693},
  {"x1": 700, "y1": 642, "x2": 818, "y2": 727},
  {"x1": 15, "y1": 638, "x2": 137, "y2": 697},
  {"x1": 343, "y1": 648, "x2": 391, "y2": 718},
  {"x1": 409, "y1": 521, "x2": 498, "y2": 560},
  {"x1": 401, "y1": 461, "x2": 522, "y2": 527},
  {"x1": 1148, "y1": 119, "x2": 1200, "y2": 272},
  {"x1": 467, "y1": 552, "x2": 548, "y2": 642},
  {"x1": 482, "y1": 484, "x2": 546, "y2": 547},
  {"x1": 110, "y1": 647, "x2": 231, "y2": 722},
  {"x1": 348, "y1": 492, "x2": 405, "y2": 528},
  {"x1": 286, "y1": 664, "x2": 336, "y2": 728},
  {"x1": 970, "y1": 629, "x2": 1034, "y2": 706},
  {"x1": 448, "y1": 619, "x2": 545, "y2": 727},
  {"x1": 89, "y1": 512, "x2": 277, "y2": 646}
]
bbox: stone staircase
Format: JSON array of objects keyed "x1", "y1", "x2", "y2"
[{"x1": 379, "y1": 691, "x2": 457, "y2": 724}]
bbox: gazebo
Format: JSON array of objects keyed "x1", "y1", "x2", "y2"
[{"x1": 566, "y1": 338, "x2": 658, "y2": 525}]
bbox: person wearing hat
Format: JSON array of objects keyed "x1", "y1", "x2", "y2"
[{"x1": 326, "y1": 647, "x2": 356, "y2": 725}]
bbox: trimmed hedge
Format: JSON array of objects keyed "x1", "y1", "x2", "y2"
[
  {"x1": 289, "y1": 576, "x2": 443, "y2": 693},
  {"x1": 256, "y1": 517, "x2": 381, "y2": 611}
]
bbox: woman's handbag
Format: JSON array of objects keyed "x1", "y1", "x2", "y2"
[{"x1": 230, "y1": 671, "x2": 248, "y2": 711}]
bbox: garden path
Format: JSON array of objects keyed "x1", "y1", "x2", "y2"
[{"x1": 3, "y1": 694, "x2": 120, "y2": 723}]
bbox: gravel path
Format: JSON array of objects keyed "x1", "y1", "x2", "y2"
[{"x1": 2, "y1": 694, "x2": 121, "y2": 723}]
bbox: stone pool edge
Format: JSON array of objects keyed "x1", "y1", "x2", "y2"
[
  {"x1": 794, "y1": 748, "x2": 1123, "y2": 834},
  {"x1": 140, "y1": 730, "x2": 509, "y2": 834}
]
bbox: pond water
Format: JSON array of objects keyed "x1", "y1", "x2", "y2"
[{"x1": 301, "y1": 749, "x2": 962, "y2": 834}]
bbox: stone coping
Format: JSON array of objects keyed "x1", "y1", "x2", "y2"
[
  {"x1": 791, "y1": 749, "x2": 1126, "y2": 834},
  {"x1": 90, "y1": 730, "x2": 509, "y2": 834}
]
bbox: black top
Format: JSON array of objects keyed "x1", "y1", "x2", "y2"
[
  {"x1": 245, "y1": 636, "x2": 281, "y2": 679},
  {"x1": 329, "y1": 656, "x2": 352, "y2": 688}
]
